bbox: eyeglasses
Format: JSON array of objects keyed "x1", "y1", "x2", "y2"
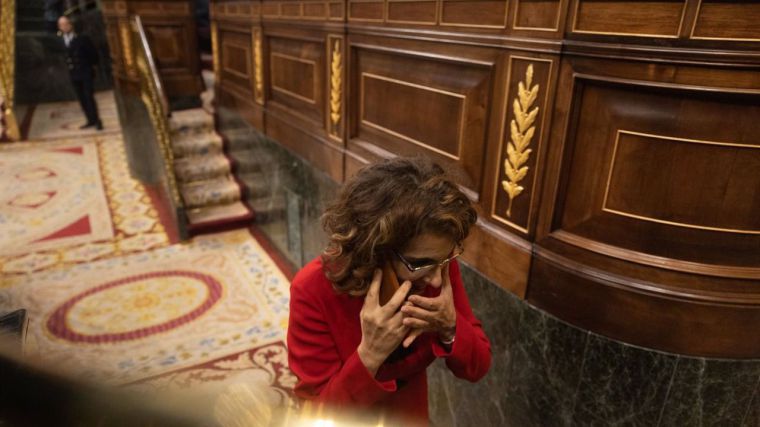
[{"x1": 392, "y1": 243, "x2": 464, "y2": 274}]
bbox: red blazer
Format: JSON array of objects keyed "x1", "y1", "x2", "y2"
[{"x1": 287, "y1": 257, "x2": 491, "y2": 424}]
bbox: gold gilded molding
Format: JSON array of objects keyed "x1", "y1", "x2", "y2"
[
  {"x1": 119, "y1": 20, "x2": 136, "y2": 77},
  {"x1": 502, "y1": 64, "x2": 539, "y2": 218},
  {"x1": 0, "y1": 0, "x2": 19, "y2": 141},
  {"x1": 211, "y1": 22, "x2": 220, "y2": 77},
  {"x1": 253, "y1": 28, "x2": 264, "y2": 105},
  {"x1": 329, "y1": 38, "x2": 342, "y2": 132},
  {"x1": 133, "y1": 16, "x2": 181, "y2": 206},
  {"x1": 602, "y1": 130, "x2": 760, "y2": 235}
]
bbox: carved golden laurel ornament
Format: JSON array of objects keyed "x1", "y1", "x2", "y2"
[
  {"x1": 502, "y1": 64, "x2": 539, "y2": 218},
  {"x1": 253, "y1": 30, "x2": 264, "y2": 104},
  {"x1": 329, "y1": 39, "x2": 342, "y2": 128}
]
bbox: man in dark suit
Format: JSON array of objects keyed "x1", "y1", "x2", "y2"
[{"x1": 57, "y1": 16, "x2": 103, "y2": 130}]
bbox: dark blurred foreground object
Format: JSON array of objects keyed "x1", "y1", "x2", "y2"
[
  {"x1": 0, "y1": 310, "x2": 28, "y2": 354},
  {"x1": 0, "y1": 336, "x2": 209, "y2": 427},
  {"x1": 0, "y1": 309, "x2": 29, "y2": 348}
]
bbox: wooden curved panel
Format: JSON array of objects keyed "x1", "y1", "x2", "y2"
[
  {"x1": 603, "y1": 131, "x2": 760, "y2": 235},
  {"x1": 552, "y1": 77, "x2": 760, "y2": 276}
]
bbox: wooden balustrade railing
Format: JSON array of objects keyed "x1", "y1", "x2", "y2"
[{"x1": 131, "y1": 15, "x2": 182, "y2": 209}]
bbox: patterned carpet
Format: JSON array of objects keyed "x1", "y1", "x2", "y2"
[
  {"x1": 0, "y1": 134, "x2": 168, "y2": 276},
  {"x1": 26, "y1": 91, "x2": 120, "y2": 140},
  {"x1": 0, "y1": 94, "x2": 295, "y2": 424},
  {"x1": 2, "y1": 230, "x2": 290, "y2": 384}
]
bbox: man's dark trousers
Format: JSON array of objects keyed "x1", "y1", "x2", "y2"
[
  {"x1": 65, "y1": 34, "x2": 101, "y2": 127},
  {"x1": 72, "y1": 77, "x2": 99, "y2": 126}
]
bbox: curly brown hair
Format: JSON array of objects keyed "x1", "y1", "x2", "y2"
[{"x1": 321, "y1": 157, "x2": 477, "y2": 294}]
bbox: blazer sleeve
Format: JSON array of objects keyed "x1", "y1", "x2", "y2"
[
  {"x1": 431, "y1": 260, "x2": 492, "y2": 382},
  {"x1": 287, "y1": 279, "x2": 397, "y2": 408}
]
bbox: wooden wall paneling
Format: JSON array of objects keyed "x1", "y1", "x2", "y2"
[
  {"x1": 463, "y1": 219, "x2": 532, "y2": 298},
  {"x1": 212, "y1": 0, "x2": 261, "y2": 22},
  {"x1": 217, "y1": 21, "x2": 264, "y2": 129},
  {"x1": 386, "y1": 0, "x2": 438, "y2": 26},
  {"x1": 569, "y1": 0, "x2": 689, "y2": 39},
  {"x1": 213, "y1": 1, "x2": 265, "y2": 129},
  {"x1": 263, "y1": 24, "x2": 345, "y2": 182},
  {"x1": 511, "y1": 0, "x2": 565, "y2": 34},
  {"x1": 438, "y1": 0, "x2": 509, "y2": 29},
  {"x1": 259, "y1": 0, "x2": 343, "y2": 22},
  {"x1": 484, "y1": 54, "x2": 557, "y2": 238},
  {"x1": 347, "y1": 34, "x2": 499, "y2": 201},
  {"x1": 128, "y1": 0, "x2": 203, "y2": 99},
  {"x1": 530, "y1": 55, "x2": 760, "y2": 357},
  {"x1": 348, "y1": 0, "x2": 385, "y2": 22},
  {"x1": 345, "y1": 33, "x2": 534, "y2": 295},
  {"x1": 690, "y1": 0, "x2": 760, "y2": 42},
  {"x1": 529, "y1": 245, "x2": 760, "y2": 358}
]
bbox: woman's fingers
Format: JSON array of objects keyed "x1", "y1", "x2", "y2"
[
  {"x1": 408, "y1": 294, "x2": 439, "y2": 311},
  {"x1": 400, "y1": 304, "x2": 435, "y2": 322},
  {"x1": 403, "y1": 317, "x2": 430, "y2": 329}
]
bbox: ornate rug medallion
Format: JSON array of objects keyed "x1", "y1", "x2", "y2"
[{"x1": 47, "y1": 271, "x2": 223, "y2": 344}]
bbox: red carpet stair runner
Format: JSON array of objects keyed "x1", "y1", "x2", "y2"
[{"x1": 169, "y1": 109, "x2": 252, "y2": 233}]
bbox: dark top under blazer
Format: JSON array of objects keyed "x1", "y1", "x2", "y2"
[{"x1": 64, "y1": 34, "x2": 98, "y2": 81}]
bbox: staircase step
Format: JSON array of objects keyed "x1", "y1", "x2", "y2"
[
  {"x1": 180, "y1": 176, "x2": 241, "y2": 209},
  {"x1": 239, "y1": 172, "x2": 269, "y2": 199},
  {"x1": 186, "y1": 201, "x2": 252, "y2": 230},
  {"x1": 174, "y1": 154, "x2": 231, "y2": 183},
  {"x1": 170, "y1": 108, "x2": 214, "y2": 136},
  {"x1": 202, "y1": 69, "x2": 215, "y2": 90},
  {"x1": 172, "y1": 132, "x2": 224, "y2": 157}
]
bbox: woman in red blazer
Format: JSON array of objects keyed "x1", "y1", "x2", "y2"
[{"x1": 287, "y1": 157, "x2": 492, "y2": 425}]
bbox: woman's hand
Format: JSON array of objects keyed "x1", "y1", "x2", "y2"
[
  {"x1": 400, "y1": 263, "x2": 457, "y2": 348},
  {"x1": 357, "y1": 269, "x2": 412, "y2": 376}
]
